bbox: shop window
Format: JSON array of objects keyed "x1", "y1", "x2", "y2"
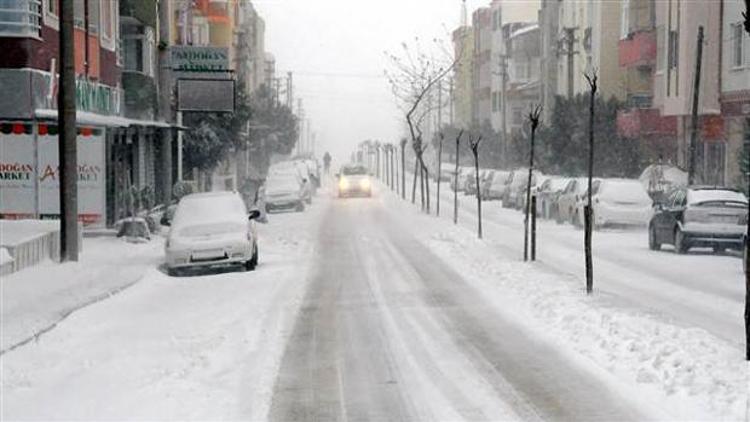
[{"x1": 0, "y1": 0, "x2": 42, "y2": 37}]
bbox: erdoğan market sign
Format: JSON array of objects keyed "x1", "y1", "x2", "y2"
[{"x1": 170, "y1": 46, "x2": 229, "y2": 73}]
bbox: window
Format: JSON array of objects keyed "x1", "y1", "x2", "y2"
[
  {"x1": 46, "y1": 0, "x2": 57, "y2": 16},
  {"x1": 0, "y1": 0, "x2": 42, "y2": 37},
  {"x1": 620, "y1": 0, "x2": 630, "y2": 39},
  {"x1": 731, "y1": 23, "x2": 744, "y2": 68},
  {"x1": 668, "y1": 30, "x2": 678, "y2": 69},
  {"x1": 123, "y1": 25, "x2": 155, "y2": 76}
]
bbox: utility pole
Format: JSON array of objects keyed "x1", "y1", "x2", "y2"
[
  {"x1": 499, "y1": 55, "x2": 509, "y2": 167},
  {"x1": 157, "y1": 0, "x2": 173, "y2": 204},
  {"x1": 58, "y1": 0, "x2": 78, "y2": 261},
  {"x1": 688, "y1": 26, "x2": 704, "y2": 186},
  {"x1": 740, "y1": 0, "x2": 749, "y2": 363},
  {"x1": 287, "y1": 72, "x2": 294, "y2": 109},
  {"x1": 560, "y1": 27, "x2": 579, "y2": 99}
]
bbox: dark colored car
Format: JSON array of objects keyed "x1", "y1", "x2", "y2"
[{"x1": 649, "y1": 186, "x2": 748, "y2": 254}]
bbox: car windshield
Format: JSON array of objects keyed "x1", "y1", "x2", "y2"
[
  {"x1": 342, "y1": 166, "x2": 368, "y2": 176},
  {"x1": 266, "y1": 177, "x2": 300, "y2": 192},
  {"x1": 4, "y1": 2, "x2": 748, "y2": 420},
  {"x1": 600, "y1": 181, "x2": 651, "y2": 203},
  {"x1": 172, "y1": 195, "x2": 247, "y2": 230}
]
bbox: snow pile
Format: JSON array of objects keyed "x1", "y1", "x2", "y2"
[
  {"x1": 385, "y1": 191, "x2": 746, "y2": 420},
  {"x1": 0, "y1": 247, "x2": 12, "y2": 265},
  {"x1": 1, "y1": 236, "x2": 163, "y2": 352},
  {"x1": 0, "y1": 220, "x2": 60, "y2": 246}
]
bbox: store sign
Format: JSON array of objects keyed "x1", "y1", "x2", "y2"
[
  {"x1": 170, "y1": 46, "x2": 229, "y2": 73},
  {"x1": 0, "y1": 127, "x2": 106, "y2": 225}
]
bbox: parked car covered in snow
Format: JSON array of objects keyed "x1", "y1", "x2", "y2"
[
  {"x1": 265, "y1": 175, "x2": 307, "y2": 213},
  {"x1": 486, "y1": 171, "x2": 511, "y2": 200},
  {"x1": 449, "y1": 167, "x2": 470, "y2": 192},
  {"x1": 164, "y1": 191, "x2": 260, "y2": 275},
  {"x1": 555, "y1": 177, "x2": 591, "y2": 224},
  {"x1": 574, "y1": 179, "x2": 653, "y2": 228},
  {"x1": 534, "y1": 176, "x2": 569, "y2": 219},
  {"x1": 503, "y1": 169, "x2": 541, "y2": 210},
  {"x1": 649, "y1": 187, "x2": 748, "y2": 254}
]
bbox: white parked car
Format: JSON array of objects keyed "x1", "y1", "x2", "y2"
[
  {"x1": 265, "y1": 175, "x2": 307, "y2": 213},
  {"x1": 575, "y1": 178, "x2": 653, "y2": 228},
  {"x1": 164, "y1": 191, "x2": 261, "y2": 276},
  {"x1": 486, "y1": 171, "x2": 511, "y2": 200}
]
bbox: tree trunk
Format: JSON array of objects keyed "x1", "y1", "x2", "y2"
[
  {"x1": 474, "y1": 153, "x2": 482, "y2": 239},
  {"x1": 585, "y1": 77, "x2": 596, "y2": 295},
  {"x1": 454, "y1": 139, "x2": 459, "y2": 225},
  {"x1": 424, "y1": 162, "x2": 430, "y2": 214},
  {"x1": 412, "y1": 157, "x2": 418, "y2": 204},
  {"x1": 437, "y1": 137, "x2": 443, "y2": 217}
]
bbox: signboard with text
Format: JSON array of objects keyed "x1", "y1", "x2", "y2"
[
  {"x1": 0, "y1": 126, "x2": 106, "y2": 226},
  {"x1": 170, "y1": 46, "x2": 229, "y2": 73}
]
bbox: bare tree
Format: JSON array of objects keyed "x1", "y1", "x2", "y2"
[
  {"x1": 386, "y1": 36, "x2": 461, "y2": 213},
  {"x1": 584, "y1": 71, "x2": 598, "y2": 295},
  {"x1": 524, "y1": 105, "x2": 542, "y2": 262},
  {"x1": 436, "y1": 133, "x2": 444, "y2": 216},
  {"x1": 468, "y1": 134, "x2": 483, "y2": 239},
  {"x1": 453, "y1": 130, "x2": 464, "y2": 225}
]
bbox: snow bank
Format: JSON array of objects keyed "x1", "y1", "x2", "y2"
[
  {"x1": 0, "y1": 247, "x2": 12, "y2": 265},
  {"x1": 382, "y1": 188, "x2": 747, "y2": 421},
  {"x1": 1, "y1": 236, "x2": 163, "y2": 352},
  {"x1": 0, "y1": 220, "x2": 60, "y2": 246}
]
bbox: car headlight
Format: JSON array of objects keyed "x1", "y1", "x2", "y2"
[
  {"x1": 339, "y1": 178, "x2": 349, "y2": 190},
  {"x1": 360, "y1": 178, "x2": 371, "y2": 189}
]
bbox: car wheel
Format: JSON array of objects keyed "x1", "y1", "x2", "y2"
[
  {"x1": 245, "y1": 243, "x2": 258, "y2": 271},
  {"x1": 674, "y1": 228, "x2": 688, "y2": 254},
  {"x1": 648, "y1": 225, "x2": 661, "y2": 251},
  {"x1": 296, "y1": 202, "x2": 305, "y2": 212},
  {"x1": 167, "y1": 267, "x2": 181, "y2": 277}
]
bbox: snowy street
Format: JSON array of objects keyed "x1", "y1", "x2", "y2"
[{"x1": 2, "y1": 184, "x2": 746, "y2": 420}]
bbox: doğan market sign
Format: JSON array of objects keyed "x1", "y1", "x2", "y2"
[{"x1": 170, "y1": 46, "x2": 229, "y2": 73}]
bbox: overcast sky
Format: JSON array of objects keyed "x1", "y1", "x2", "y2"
[{"x1": 254, "y1": 0, "x2": 490, "y2": 162}]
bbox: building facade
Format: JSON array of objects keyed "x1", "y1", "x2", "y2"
[{"x1": 721, "y1": 0, "x2": 750, "y2": 188}]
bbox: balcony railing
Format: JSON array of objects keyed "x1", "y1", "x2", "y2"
[{"x1": 618, "y1": 30, "x2": 656, "y2": 68}]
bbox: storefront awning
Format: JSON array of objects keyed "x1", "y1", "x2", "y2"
[{"x1": 34, "y1": 109, "x2": 175, "y2": 129}]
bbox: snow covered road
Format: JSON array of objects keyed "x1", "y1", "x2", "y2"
[
  {"x1": 269, "y1": 197, "x2": 654, "y2": 421},
  {"x1": 1, "y1": 186, "x2": 745, "y2": 420}
]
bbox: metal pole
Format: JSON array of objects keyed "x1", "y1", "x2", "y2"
[
  {"x1": 531, "y1": 195, "x2": 537, "y2": 261},
  {"x1": 58, "y1": 0, "x2": 78, "y2": 261},
  {"x1": 688, "y1": 26, "x2": 704, "y2": 185}
]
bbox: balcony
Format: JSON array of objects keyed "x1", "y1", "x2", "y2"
[
  {"x1": 617, "y1": 108, "x2": 677, "y2": 138},
  {"x1": 618, "y1": 31, "x2": 656, "y2": 68}
]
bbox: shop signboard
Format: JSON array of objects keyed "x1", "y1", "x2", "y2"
[{"x1": 0, "y1": 124, "x2": 106, "y2": 226}]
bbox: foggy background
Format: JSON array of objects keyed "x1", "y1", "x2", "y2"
[{"x1": 255, "y1": 0, "x2": 490, "y2": 162}]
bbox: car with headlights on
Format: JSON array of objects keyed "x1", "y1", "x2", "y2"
[
  {"x1": 338, "y1": 164, "x2": 372, "y2": 197},
  {"x1": 164, "y1": 191, "x2": 261, "y2": 276},
  {"x1": 649, "y1": 186, "x2": 748, "y2": 254},
  {"x1": 265, "y1": 175, "x2": 307, "y2": 213}
]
